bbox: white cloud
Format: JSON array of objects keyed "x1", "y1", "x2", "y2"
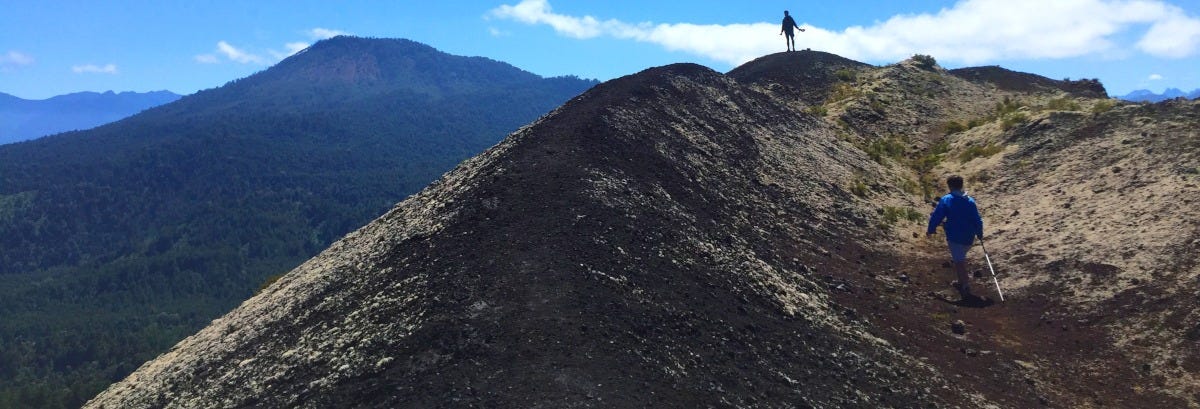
[
  {"x1": 309, "y1": 28, "x2": 351, "y2": 39},
  {"x1": 194, "y1": 54, "x2": 220, "y2": 64},
  {"x1": 490, "y1": 0, "x2": 1200, "y2": 66},
  {"x1": 1137, "y1": 13, "x2": 1200, "y2": 58},
  {"x1": 71, "y1": 63, "x2": 118, "y2": 74},
  {"x1": 270, "y1": 42, "x2": 310, "y2": 60},
  {"x1": 489, "y1": 27, "x2": 512, "y2": 37},
  {"x1": 217, "y1": 41, "x2": 266, "y2": 64},
  {"x1": 0, "y1": 50, "x2": 34, "y2": 67},
  {"x1": 1148, "y1": 73, "x2": 1164, "y2": 80}
]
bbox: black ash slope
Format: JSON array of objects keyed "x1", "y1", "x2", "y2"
[{"x1": 88, "y1": 64, "x2": 969, "y2": 408}]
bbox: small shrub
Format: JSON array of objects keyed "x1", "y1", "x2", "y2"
[
  {"x1": 1000, "y1": 112, "x2": 1028, "y2": 130},
  {"x1": 912, "y1": 54, "x2": 937, "y2": 69},
  {"x1": 829, "y1": 82, "x2": 859, "y2": 102},
  {"x1": 850, "y1": 179, "x2": 870, "y2": 197},
  {"x1": 1092, "y1": 99, "x2": 1116, "y2": 114},
  {"x1": 943, "y1": 121, "x2": 967, "y2": 135},
  {"x1": 898, "y1": 177, "x2": 921, "y2": 194},
  {"x1": 1045, "y1": 97, "x2": 1081, "y2": 111},
  {"x1": 881, "y1": 206, "x2": 925, "y2": 226},
  {"x1": 967, "y1": 118, "x2": 986, "y2": 128},
  {"x1": 919, "y1": 172, "x2": 941, "y2": 199},
  {"x1": 995, "y1": 97, "x2": 1024, "y2": 116},
  {"x1": 912, "y1": 153, "x2": 942, "y2": 173},
  {"x1": 806, "y1": 104, "x2": 828, "y2": 116},
  {"x1": 958, "y1": 143, "x2": 1005, "y2": 163},
  {"x1": 835, "y1": 68, "x2": 857, "y2": 82},
  {"x1": 865, "y1": 137, "x2": 907, "y2": 163}
]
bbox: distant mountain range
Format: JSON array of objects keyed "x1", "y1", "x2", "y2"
[
  {"x1": 0, "y1": 90, "x2": 181, "y2": 145},
  {"x1": 1118, "y1": 87, "x2": 1200, "y2": 102},
  {"x1": 0, "y1": 36, "x2": 595, "y2": 408}
]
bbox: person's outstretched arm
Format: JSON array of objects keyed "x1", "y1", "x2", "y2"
[{"x1": 927, "y1": 200, "x2": 948, "y2": 237}]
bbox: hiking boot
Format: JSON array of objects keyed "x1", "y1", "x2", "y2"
[{"x1": 950, "y1": 281, "x2": 974, "y2": 299}]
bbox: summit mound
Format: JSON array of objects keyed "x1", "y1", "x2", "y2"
[{"x1": 90, "y1": 53, "x2": 1198, "y2": 408}]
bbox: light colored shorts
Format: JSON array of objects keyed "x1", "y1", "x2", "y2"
[{"x1": 947, "y1": 241, "x2": 971, "y2": 262}]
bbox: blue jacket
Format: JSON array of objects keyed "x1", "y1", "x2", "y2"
[{"x1": 927, "y1": 191, "x2": 983, "y2": 246}]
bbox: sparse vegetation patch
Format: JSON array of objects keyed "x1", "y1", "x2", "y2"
[
  {"x1": 1045, "y1": 97, "x2": 1081, "y2": 111},
  {"x1": 865, "y1": 137, "x2": 907, "y2": 163},
  {"x1": 881, "y1": 206, "x2": 925, "y2": 225},
  {"x1": 1091, "y1": 99, "x2": 1116, "y2": 114},
  {"x1": 828, "y1": 82, "x2": 860, "y2": 102},
  {"x1": 958, "y1": 143, "x2": 1005, "y2": 163},
  {"x1": 1000, "y1": 112, "x2": 1028, "y2": 130},
  {"x1": 835, "y1": 68, "x2": 857, "y2": 82},
  {"x1": 942, "y1": 121, "x2": 968, "y2": 135}
]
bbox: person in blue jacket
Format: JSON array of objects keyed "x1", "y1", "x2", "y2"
[{"x1": 927, "y1": 175, "x2": 984, "y2": 300}]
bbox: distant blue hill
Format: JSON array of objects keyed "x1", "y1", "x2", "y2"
[
  {"x1": 0, "y1": 90, "x2": 182, "y2": 145},
  {"x1": 1118, "y1": 87, "x2": 1200, "y2": 103}
]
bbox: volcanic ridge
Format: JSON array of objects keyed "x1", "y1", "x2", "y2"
[{"x1": 89, "y1": 51, "x2": 1200, "y2": 408}]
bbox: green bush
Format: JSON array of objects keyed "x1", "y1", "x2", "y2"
[
  {"x1": 958, "y1": 143, "x2": 1005, "y2": 163},
  {"x1": 912, "y1": 54, "x2": 937, "y2": 69},
  {"x1": 1045, "y1": 97, "x2": 1081, "y2": 111},
  {"x1": 865, "y1": 137, "x2": 907, "y2": 162},
  {"x1": 1000, "y1": 112, "x2": 1028, "y2": 130},
  {"x1": 1091, "y1": 99, "x2": 1116, "y2": 114},
  {"x1": 995, "y1": 96, "x2": 1024, "y2": 116},
  {"x1": 828, "y1": 82, "x2": 859, "y2": 102},
  {"x1": 850, "y1": 179, "x2": 870, "y2": 197},
  {"x1": 835, "y1": 68, "x2": 857, "y2": 82},
  {"x1": 882, "y1": 206, "x2": 925, "y2": 225},
  {"x1": 943, "y1": 121, "x2": 967, "y2": 135},
  {"x1": 806, "y1": 104, "x2": 828, "y2": 116}
]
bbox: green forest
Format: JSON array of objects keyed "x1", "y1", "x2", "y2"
[{"x1": 0, "y1": 36, "x2": 595, "y2": 408}]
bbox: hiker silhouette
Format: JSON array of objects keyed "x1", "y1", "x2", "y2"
[
  {"x1": 927, "y1": 175, "x2": 986, "y2": 302},
  {"x1": 780, "y1": 10, "x2": 805, "y2": 52}
]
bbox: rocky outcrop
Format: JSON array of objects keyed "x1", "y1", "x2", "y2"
[{"x1": 949, "y1": 66, "x2": 1107, "y2": 98}]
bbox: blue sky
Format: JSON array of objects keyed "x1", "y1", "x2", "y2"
[{"x1": 2, "y1": 0, "x2": 1199, "y2": 99}]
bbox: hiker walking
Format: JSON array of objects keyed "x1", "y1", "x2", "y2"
[
  {"x1": 927, "y1": 175, "x2": 985, "y2": 300},
  {"x1": 780, "y1": 10, "x2": 805, "y2": 52}
]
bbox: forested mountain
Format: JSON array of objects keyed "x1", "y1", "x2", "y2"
[
  {"x1": 0, "y1": 90, "x2": 181, "y2": 145},
  {"x1": 0, "y1": 36, "x2": 595, "y2": 408}
]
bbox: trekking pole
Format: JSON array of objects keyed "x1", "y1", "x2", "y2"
[{"x1": 978, "y1": 237, "x2": 1005, "y2": 301}]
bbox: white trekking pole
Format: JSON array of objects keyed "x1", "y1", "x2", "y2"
[{"x1": 978, "y1": 237, "x2": 1005, "y2": 301}]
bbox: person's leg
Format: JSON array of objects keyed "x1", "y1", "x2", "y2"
[
  {"x1": 948, "y1": 242, "x2": 973, "y2": 297},
  {"x1": 954, "y1": 260, "x2": 971, "y2": 294}
]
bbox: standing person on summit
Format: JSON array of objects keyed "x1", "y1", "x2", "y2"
[
  {"x1": 780, "y1": 10, "x2": 804, "y2": 52},
  {"x1": 927, "y1": 175, "x2": 985, "y2": 300}
]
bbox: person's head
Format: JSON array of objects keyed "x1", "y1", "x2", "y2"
[
  {"x1": 947, "y1": 175, "x2": 964, "y2": 191},
  {"x1": 784, "y1": 10, "x2": 790, "y2": 16}
]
